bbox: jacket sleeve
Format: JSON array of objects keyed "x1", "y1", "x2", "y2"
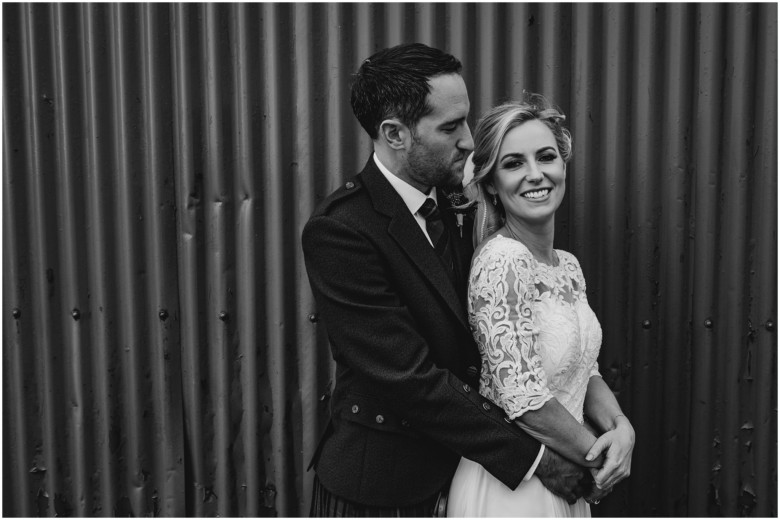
[{"x1": 302, "y1": 213, "x2": 542, "y2": 489}]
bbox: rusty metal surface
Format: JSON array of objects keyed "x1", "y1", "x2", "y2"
[{"x1": 2, "y1": 3, "x2": 776, "y2": 516}]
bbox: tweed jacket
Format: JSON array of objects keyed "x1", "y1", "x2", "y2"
[{"x1": 301, "y1": 157, "x2": 542, "y2": 507}]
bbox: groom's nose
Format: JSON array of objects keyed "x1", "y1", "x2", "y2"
[{"x1": 458, "y1": 123, "x2": 474, "y2": 152}]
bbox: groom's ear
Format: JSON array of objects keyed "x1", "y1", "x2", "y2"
[{"x1": 379, "y1": 119, "x2": 411, "y2": 150}]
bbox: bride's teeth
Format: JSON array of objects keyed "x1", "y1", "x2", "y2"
[{"x1": 523, "y1": 189, "x2": 549, "y2": 199}]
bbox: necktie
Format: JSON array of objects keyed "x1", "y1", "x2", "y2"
[{"x1": 419, "y1": 198, "x2": 456, "y2": 281}]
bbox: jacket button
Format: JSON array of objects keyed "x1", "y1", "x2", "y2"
[
  {"x1": 466, "y1": 365, "x2": 478, "y2": 378},
  {"x1": 351, "y1": 405, "x2": 359, "y2": 414},
  {"x1": 375, "y1": 415, "x2": 385, "y2": 424},
  {"x1": 401, "y1": 419, "x2": 410, "y2": 427},
  {"x1": 345, "y1": 181, "x2": 355, "y2": 190},
  {"x1": 462, "y1": 383, "x2": 471, "y2": 393},
  {"x1": 482, "y1": 402, "x2": 491, "y2": 411}
]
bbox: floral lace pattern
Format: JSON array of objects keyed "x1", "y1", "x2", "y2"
[{"x1": 468, "y1": 235, "x2": 602, "y2": 423}]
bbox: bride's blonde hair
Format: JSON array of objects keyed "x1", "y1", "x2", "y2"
[{"x1": 464, "y1": 94, "x2": 573, "y2": 247}]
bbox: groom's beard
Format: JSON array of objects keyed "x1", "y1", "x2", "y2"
[{"x1": 406, "y1": 139, "x2": 466, "y2": 189}]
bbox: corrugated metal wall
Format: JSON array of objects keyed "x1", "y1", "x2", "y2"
[{"x1": 2, "y1": 2, "x2": 776, "y2": 517}]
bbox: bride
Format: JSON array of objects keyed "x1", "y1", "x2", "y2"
[{"x1": 448, "y1": 96, "x2": 635, "y2": 517}]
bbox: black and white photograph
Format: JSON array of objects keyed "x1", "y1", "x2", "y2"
[{"x1": 2, "y1": 3, "x2": 777, "y2": 517}]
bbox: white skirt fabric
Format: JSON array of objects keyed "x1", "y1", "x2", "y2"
[{"x1": 447, "y1": 457, "x2": 591, "y2": 518}]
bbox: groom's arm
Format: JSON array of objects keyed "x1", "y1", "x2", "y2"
[{"x1": 302, "y1": 210, "x2": 544, "y2": 489}]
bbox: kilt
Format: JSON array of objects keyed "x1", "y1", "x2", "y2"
[{"x1": 310, "y1": 474, "x2": 446, "y2": 517}]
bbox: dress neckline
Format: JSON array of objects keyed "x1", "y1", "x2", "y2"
[{"x1": 495, "y1": 233, "x2": 561, "y2": 269}]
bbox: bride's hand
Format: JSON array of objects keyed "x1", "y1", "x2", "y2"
[{"x1": 585, "y1": 417, "x2": 635, "y2": 490}]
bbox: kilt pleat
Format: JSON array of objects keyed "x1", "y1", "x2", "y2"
[{"x1": 310, "y1": 474, "x2": 442, "y2": 517}]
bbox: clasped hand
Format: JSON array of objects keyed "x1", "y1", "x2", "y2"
[{"x1": 585, "y1": 418, "x2": 635, "y2": 494}]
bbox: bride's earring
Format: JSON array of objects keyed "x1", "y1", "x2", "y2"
[{"x1": 492, "y1": 193, "x2": 497, "y2": 205}]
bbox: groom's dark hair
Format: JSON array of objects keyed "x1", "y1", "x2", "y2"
[{"x1": 351, "y1": 43, "x2": 462, "y2": 140}]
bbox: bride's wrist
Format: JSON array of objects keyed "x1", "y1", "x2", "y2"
[
  {"x1": 613, "y1": 415, "x2": 635, "y2": 441},
  {"x1": 611, "y1": 413, "x2": 629, "y2": 429}
]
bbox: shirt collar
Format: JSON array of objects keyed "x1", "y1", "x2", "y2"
[{"x1": 373, "y1": 152, "x2": 437, "y2": 215}]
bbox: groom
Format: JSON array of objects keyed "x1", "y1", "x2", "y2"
[{"x1": 302, "y1": 43, "x2": 589, "y2": 516}]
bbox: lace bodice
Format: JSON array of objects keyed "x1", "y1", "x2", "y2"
[{"x1": 468, "y1": 235, "x2": 602, "y2": 424}]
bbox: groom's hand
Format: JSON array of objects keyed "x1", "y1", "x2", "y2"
[{"x1": 535, "y1": 449, "x2": 588, "y2": 504}]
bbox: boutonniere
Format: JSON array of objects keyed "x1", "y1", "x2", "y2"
[{"x1": 443, "y1": 190, "x2": 476, "y2": 238}]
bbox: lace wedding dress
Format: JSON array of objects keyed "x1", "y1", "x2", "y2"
[{"x1": 448, "y1": 235, "x2": 602, "y2": 517}]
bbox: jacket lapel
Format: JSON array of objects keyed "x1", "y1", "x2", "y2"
[{"x1": 360, "y1": 159, "x2": 469, "y2": 330}]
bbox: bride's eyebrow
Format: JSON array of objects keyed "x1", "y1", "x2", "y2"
[
  {"x1": 500, "y1": 146, "x2": 557, "y2": 162},
  {"x1": 499, "y1": 152, "x2": 525, "y2": 162}
]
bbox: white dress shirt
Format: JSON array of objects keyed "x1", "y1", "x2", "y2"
[{"x1": 373, "y1": 153, "x2": 437, "y2": 247}]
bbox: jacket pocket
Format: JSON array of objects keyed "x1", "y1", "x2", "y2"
[{"x1": 335, "y1": 392, "x2": 421, "y2": 438}]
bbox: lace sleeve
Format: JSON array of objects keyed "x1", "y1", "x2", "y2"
[{"x1": 470, "y1": 244, "x2": 554, "y2": 420}]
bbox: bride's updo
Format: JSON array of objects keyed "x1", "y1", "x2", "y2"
[{"x1": 464, "y1": 94, "x2": 573, "y2": 247}]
